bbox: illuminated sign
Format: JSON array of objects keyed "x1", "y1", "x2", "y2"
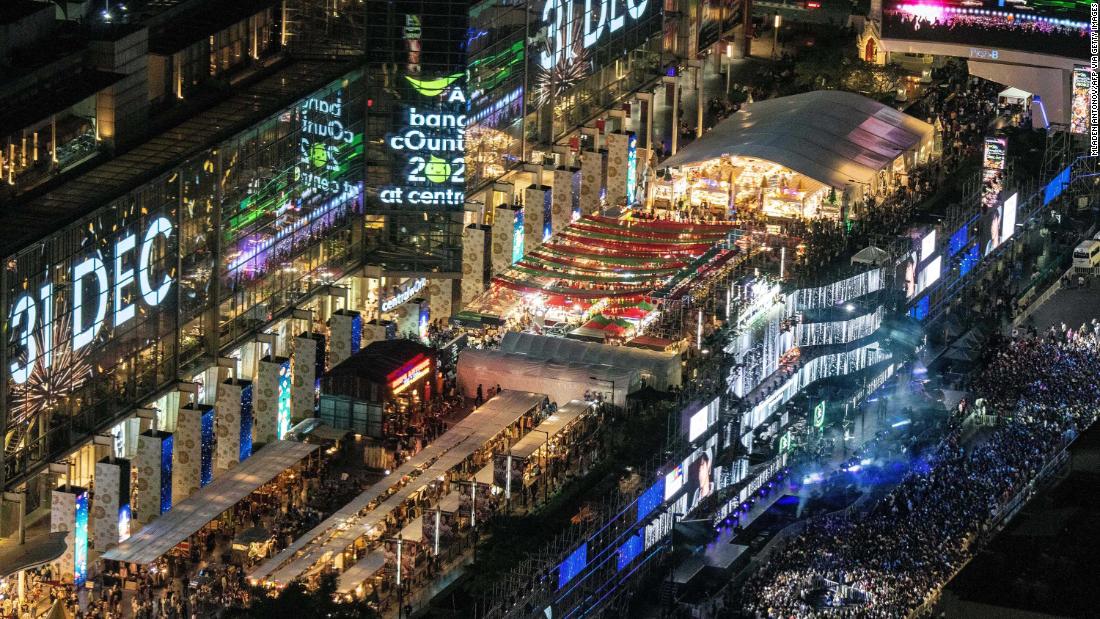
[
  {"x1": 277, "y1": 360, "x2": 292, "y2": 440},
  {"x1": 74, "y1": 490, "x2": 88, "y2": 586},
  {"x1": 297, "y1": 90, "x2": 361, "y2": 197},
  {"x1": 539, "y1": 0, "x2": 653, "y2": 70},
  {"x1": 778, "y1": 431, "x2": 791, "y2": 453},
  {"x1": 390, "y1": 356, "x2": 432, "y2": 395},
  {"x1": 626, "y1": 133, "x2": 638, "y2": 205},
  {"x1": 1070, "y1": 67, "x2": 1091, "y2": 135},
  {"x1": 381, "y1": 278, "x2": 428, "y2": 313},
  {"x1": 239, "y1": 382, "x2": 254, "y2": 462},
  {"x1": 813, "y1": 401, "x2": 825, "y2": 428},
  {"x1": 9, "y1": 216, "x2": 175, "y2": 385},
  {"x1": 512, "y1": 208, "x2": 525, "y2": 264},
  {"x1": 980, "y1": 137, "x2": 1006, "y2": 211},
  {"x1": 378, "y1": 85, "x2": 467, "y2": 210}
]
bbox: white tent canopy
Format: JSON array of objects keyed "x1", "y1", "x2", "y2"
[
  {"x1": 851, "y1": 246, "x2": 890, "y2": 266},
  {"x1": 103, "y1": 441, "x2": 318, "y2": 565},
  {"x1": 659, "y1": 90, "x2": 934, "y2": 189},
  {"x1": 457, "y1": 349, "x2": 637, "y2": 408},
  {"x1": 500, "y1": 331, "x2": 681, "y2": 390},
  {"x1": 509, "y1": 400, "x2": 591, "y2": 460},
  {"x1": 998, "y1": 87, "x2": 1031, "y2": 102}
]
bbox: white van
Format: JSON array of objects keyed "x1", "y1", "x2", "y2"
[{"x1": 1072, "y1": 240, "x2": 1100, "y2": 273}]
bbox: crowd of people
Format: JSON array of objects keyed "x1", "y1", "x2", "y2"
[{"x1": 731, "y1": 326, "x2": 1100, "y2": 617}]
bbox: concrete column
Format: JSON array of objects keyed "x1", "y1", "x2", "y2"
[
  {"x1": 524, "y1": 185, "x2": 550, "y2": 253},
  {"x1": 255, "y1": 356, "x2": 290, "y2": 445},
  {"x1": 292, "y1": 334, "x2": 324, "y2": 424},
  {"x1": 637, "y1": 92, "x2": 654, "y2": 151},
  {"x1": 92, "y1": 458, "x2": 131, "y2": 551},
  {"x1": 50, "y1": 486, "x2": 88, "y2": 585},
  {"x1": 328, "y1": 310, "x2": 363, "y2": 367},
  {"x1": 461, "y1": 225, "x2": 488, "y2": 309},
  {"x1": 136, "y1": 430, "x2": 173, "y2": 524}
]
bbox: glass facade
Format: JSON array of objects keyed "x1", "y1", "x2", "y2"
[
  {"x1": 362, "y1": 0, "x2": 468, "y2": 274},
  {"x1": 3, "y1": 68, "x2": 365, "y2": 489}
]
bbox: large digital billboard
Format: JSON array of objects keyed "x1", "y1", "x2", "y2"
[{"x1": 882, "y1": 1, "x2": 1092, "y2": 59}]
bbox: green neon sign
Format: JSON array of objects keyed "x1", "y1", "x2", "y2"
[{"x1": 813, "y1": 401, "x2": 826, "y2": 429}]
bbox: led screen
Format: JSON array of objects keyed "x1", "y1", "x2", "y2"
[
  {"x1": 916, "y1": 257, "x2": 942, "y2": 293},
  {"x1": 948, "y1": 226, "x2": 968, "y2": 257},
  {"x1": 1043, "y1": 165, "x2": 1072, "y2": 206},
  {"x1": 636, "y1": 478, "x2": 665, "y2": 523},
  {"x1": 960, "y1": 244, "x2": 980, "y2": 277},
  {"x1": 616, "y1": 532, "x2": 645, "y2": 572},
  {"x1": 557, "y1": 542, "x2": 588, "y2": 590},
  {"x1": 1070, "y1": 67, "x2": 1092, "y2": 135},
  {"x1": 74, "y1": 490, "x2": 88, "y2": 586},
  {"x1": 664, "y1": 464, "x2": 684, "y2": 501},
  {"x1": 1000, "y1": 193, "x2": 1018, "y2": 247},
  {"x1": 882, "y1": 1, "x2": 1091, "y2": 59},
  {"x1": 920, "y1": 230, "x2": 936, "y2": 261}
]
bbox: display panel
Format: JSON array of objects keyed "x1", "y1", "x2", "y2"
[
  {"x1": 920, "y1": 230, "x2": 936, "y2": 262},
  {"x1": 882, "y1": 1, "x2": 1091, "y2": 59},
  {"x1": 981, "y1": 137, "x2": 1006, "y2": 212},
  {"x1": 636, "y1": 477, "x2": 665, "y2": 523},
  {"x1": 948, "y1": 225, "x2": 968, "y2": 257},
  {"x1": 616, "y1": 532, "x2": 645, "y2": 571},
  {"x1": 1000, "y1": 193, "x2": 1018, "y2": 247},
  {"x1": 915, "y1": 256, "x2": 942, "y2": 293},
  {"x1": 1070, "y1": 67, "x2": 1092, "y2": 134},
  {"x1": 73, "y1": 489, "x2": 89, "y2": 586},
  {"x1": 663, "y1": 462, "x2": 684, "y2": 501},
  {"x1": 558, "y1": 542, "x2": 588, "y2": 589}
]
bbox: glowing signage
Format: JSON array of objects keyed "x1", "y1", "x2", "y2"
[
  {"x1": 813, "y1": 400, "x2": 825, "y2": 428},
  {"x1": 73, "y1": 490, "x2": 88, "y2": 586},
  {"x1": 557, "y1": 542, "x2": 588, "y2": 590},
  {"x1": 391, "y1": 357, "x2": 432, "y2": 394},
  {"x1": 540, "y1": 0, "x2": 653, "y2": 70},
  {"x1": 277, "y1": 360, "x2": 292, "y2": 440},
  {"x1": 626, "y1": 133, "x2": 638, "y2": 205},
  {"x1": 512, "y1": 208, "x2": 525, "y2": 264},
  {"x1": 200, "y1": 407, "x2": 214, "y2": 487},
  {"x1": 778, "y1": 431, "x2": 791, "y2": 453},
  {"x1": 378, "y1": 85, "x2": 468, "y2": 210},
  {"x1": 980, "y1": 137, "x2": 1006, "y2": 211},
  {"x1": 239, "y1": 382, "x2": 254, "y2": 462},
  {"x1": 382, "y1": 278, "x2": 428, "y2": 313},
  {"x1": 9, "y1": 216, "x2": 175, "y2": 385},
  {"x1": 1070, "y1": 67, "x2": 1091, "y2": 135}
]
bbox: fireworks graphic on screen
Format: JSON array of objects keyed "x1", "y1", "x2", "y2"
[
  {"x1": 534, "y1": 20, "x2": 592, "y2": 106},
  {"x1": 13, "y1": 310, "x2": 92, "y2": 426}
]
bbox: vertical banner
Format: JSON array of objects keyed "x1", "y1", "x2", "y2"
[
  {"x1": 605, "y1": 133, "x2": 629, "y2": 208},
  {"x1": 136, "y1": 430, "x2": 173, "y2": 524},
  {"x1": 93, "y1": 458, "x2": 131, "y2": 552},
  {"x1": 200, "y1": 406, "x2": 214, "y2": 487},
  {"x1": 215, "y1": 379, "x2": 246, "y2": 472},
  {"x1": 579, "y1": 152, "x2": 602, "y2": 216},
  {"x1": 491, "y1": 205, "x2": 519, "y2": 274},
  {"x1": 328, "y1": 310, "x2": 362, "y2": 367},
  {"x1": 551, "y1": 167, "x2": 576, "y2": 235},
  {"x1": 239, "y1": 381, "x2": 254, "y2": 461},
  {"x1": 173, "y1": 403, "x2": 211, "y2": 505},
  {"x1": 524, "y1": 186, "x2": 550, "y2": 254},
  {"x1": 255, "y1": 356, "x2": 289, "y2": 445},
  {"x1": 51, "y1": 487, "x2": 89, "y2": 585},
  {"x1": 429, "y1": 279, "x2": 454, "y2": 322},
  {"x1": 461, "y1": 225, "x2": 487, "y2": 308},
  {"x1": 292, "y1": 334, "x2": 322, "y2": 424}
]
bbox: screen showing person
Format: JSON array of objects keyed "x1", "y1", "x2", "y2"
[
  {"x1": 983, "y1": 203, "x2": 1003, "y2": 256},
  {"x1": 686, "y1": 449, "x2": 714, "y2": 509}
]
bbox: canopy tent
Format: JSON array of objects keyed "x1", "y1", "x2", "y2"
[
  {"x1": 500, "y1": 331, "x2": 681, "y2": 390},
  {"x1": 851, "y1": 246, "x2": 890, "y2": 266},
  {"x1": 457, "y1": 349, "x2": 637, "y2": 408},
  {"x1": 399, "y1": 516, "x2": 425, "y2": 542},
  {"x1": 336, "y1": 549, "x2": 386, "y2": 596},
  {"x1": 103, "y1": 440, "x2": 318, "y2": 565},
  {"x1": 659, "y1": 90, "x2": 934, "y2": 190},
  {"x1": 508, "y1": 400, "x2": 591, "y2": 460},
  {"x1": 474, "y1": 462, "x2": 494, "y2": 486},
  {"x1": 998, "y1": 87, "x2": 1031, "y2": 103},
  {"x1": 251, "y1": 390, "x2": 547, "y2": 587}
]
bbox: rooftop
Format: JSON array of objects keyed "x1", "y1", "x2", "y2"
[
  {"x1": 0, "y1": 58, "x2": 357, "y2": 258},
  {"x1": 0, "y1": 1, "x2": 49, "y2": 26},
  {"x1": 660, "y1": 90, "x2": 934, "y2": 188}
]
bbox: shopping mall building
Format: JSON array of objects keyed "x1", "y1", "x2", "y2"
[{"x1": 0, "y1": 0, "x2": 748, "y2": 558}]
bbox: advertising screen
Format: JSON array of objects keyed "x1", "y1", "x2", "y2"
[
  {"x1": 981, "y1": 137, "x2": 1006, "y2": 211},
  {"x1": 684, "y1": 397, "x2": 721, "y2": 442},
  {"x1": 664, "y1": 463, "x2": 684, "y2": 501},
  {"x1": 1070, "y1": 67, "x2": 1092, "y2": 135},
  {"x1": 882, "y1": 1, "x2": 1091, "y2": 59},
  {"x1": 899, "y1": 251, "x2": 918, "y2": 299},
  {"x1": 948, "y1": 225, "x2": 968, "y2": 257},
  {"x1": 916, "y1": 256, "x2": 942, "y2": 293},
  {"x1": 1000, "y1": 193, "x2": 1018, "y2": 246},
  {"x1": 557, "y1": 542, "x2": 588, "y2": 590},
  {"x1": 920, "y1": 230, "x2": 936, "y2": 262}
]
